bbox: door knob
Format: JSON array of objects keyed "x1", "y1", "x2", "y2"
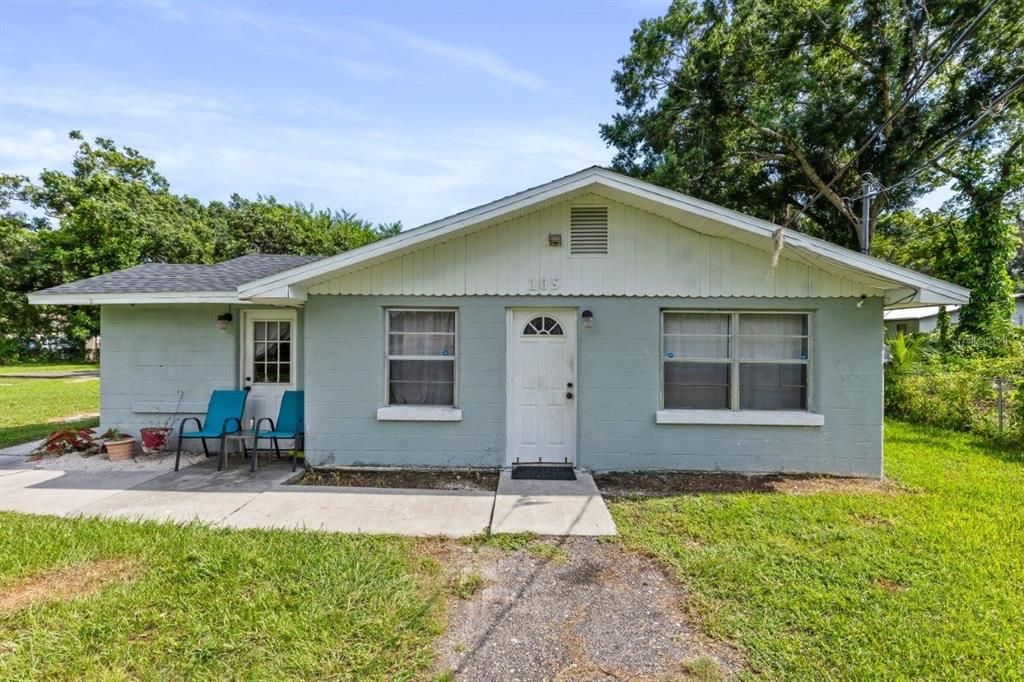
[
  {"x1": 566, "y1": 391, "x2": 574, "y2": 399},
  {"x1": 567, "y1": 381, "x2": 574, "y2": 388}
]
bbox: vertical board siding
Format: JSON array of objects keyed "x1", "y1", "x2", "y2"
[
  {"x1": 302, "y1": 294, "x2": 884, "y2": 476},
  {"x1": 309, "y1": 194, "x2": 878, "y2": 299}
]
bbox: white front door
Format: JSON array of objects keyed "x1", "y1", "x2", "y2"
[
  {"x1": 241, "y1": 310, "x2": 298, "y2": 428},
  {"x1": 506, "y1": 308, "x2": 577, "y2": 465}
]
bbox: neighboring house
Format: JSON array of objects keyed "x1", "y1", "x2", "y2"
[
  {"x1": 883, "y1": 293, "x2": 1024, "y2": 336},
  {"x1": 30, "y1": 168, "x2": 969, "y2": 477}
]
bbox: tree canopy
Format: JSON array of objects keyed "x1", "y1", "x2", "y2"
[
  {"x1": 602, "y1": 0, "x2": 1023, "y2": 339},
  {"x1": 0, "y1": 132, "x2": 400, "y2": 360}
]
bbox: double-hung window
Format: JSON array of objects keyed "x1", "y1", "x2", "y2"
[
  {"x1": 662, "y1": 311, "x2": 810, "y2": 411},
  {"x1": 386, "y1": 309, "x2": 457, "y2": 406}
]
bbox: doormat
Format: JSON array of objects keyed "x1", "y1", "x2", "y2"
[{"x1": 511, "y1": 466, "x2": 576, "y2": 481}]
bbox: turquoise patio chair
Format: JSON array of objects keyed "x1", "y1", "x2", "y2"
[
  {"x1": 250, "y1": 390, "x2": 304, "y2": 472},
  {"x1": 174, "y1": 389, "x2": 249, "y2": 472}
]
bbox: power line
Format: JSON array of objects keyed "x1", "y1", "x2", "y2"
[
  {"x1": 849, "y1": 73, "x2": 1024, "y2": 201},
  {"x1": 783, "y1": 0, "x2": 1000, "y2": 227}
]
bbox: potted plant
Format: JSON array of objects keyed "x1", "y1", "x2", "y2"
[
  {"x1": 140, "y1": 391, "x2": 183, "y2": 454},
  {"x1": 139, "y1": 423, "x2": 172, "y2": 453},
  {"x1": 100, "y1": 428, "x2": 136, "y2": 461}
]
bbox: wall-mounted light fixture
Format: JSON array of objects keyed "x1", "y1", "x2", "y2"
[
  {"x1": 582, "y1": 309, "x2": 594, "y2": 329},
  {"x1": 548, "y1": 233, "x2": 562, "y2": 247},
  {"x1": 216, "y1": 312, "x2": 234, "y2": 330},
  {"x1": 856, "y1": 295, "x2": 866, "y2": 309}
]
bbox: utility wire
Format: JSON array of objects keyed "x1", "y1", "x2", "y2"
[
  {"x1": 783, "y1": 0, "x2": 1000, "y2": 227},
  {"x1": 848, "y1": 73, "x2": 1024, "y2": 201}
]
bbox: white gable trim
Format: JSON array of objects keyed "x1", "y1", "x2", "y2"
[{"x1": 237, "y1": 168, "x2": 969, "y2": 306}]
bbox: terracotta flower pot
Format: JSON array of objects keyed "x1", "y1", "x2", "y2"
[
  {"x1": 104, "y1": 437, "x2": 136, "y2": 461},
  {"x1": 139, "y1": 427, "x2": 172, "y2": 453}
]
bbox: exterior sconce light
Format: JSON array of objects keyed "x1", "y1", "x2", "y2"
[
  {"x1": 216, "y1": 312, "x2": 233, "y2": 330},
  {"x1": 548, "y1": 233, "x2": 562, "y2": 247},
  {"x1": 582, "y1": 310, "x2": 594, "y2": 329}
]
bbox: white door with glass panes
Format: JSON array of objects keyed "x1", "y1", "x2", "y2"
[
  {"x1": 506, "y1": 309, "x2": 577, "y2": 465},
  {"x1": 242, "y1": 310, "x2": 297, "y2": 429}
]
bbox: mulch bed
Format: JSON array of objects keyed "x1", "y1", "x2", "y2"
[
  {"x1": 595, "y1": 471, "x2": 898, "y2": 498},
  {"x1": 296, "y1": 468, "x2": 499, "y2": 491}
]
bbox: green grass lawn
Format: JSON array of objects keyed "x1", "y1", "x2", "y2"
[
  {"x1": 0, "y1": 375, "x2": 100, "y2": 448},
  {"x1": 609, "y1": 421, "x2": 1024, "y2": 680},
  {"x1": 0, "y1": 516, "x2": 444, "y2": 680},
  {"x1": 0, "y1": 362, "x2": 98, "y2": 375}
]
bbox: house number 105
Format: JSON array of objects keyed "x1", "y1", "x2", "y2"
[{"x1": 529, "y1": 276, "x2": 560, "y2": 291}]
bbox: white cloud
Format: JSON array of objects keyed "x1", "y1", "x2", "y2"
[
  {"x1": 367, "y1": 23, "x2": 547, "y2": 91},
  {"x1": 0, "y1": 74, "x2": 608, "y2": 226}
]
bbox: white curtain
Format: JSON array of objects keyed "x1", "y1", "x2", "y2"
[{"x1": 388, "y1": 311, "x2": 456, "y2": 405}]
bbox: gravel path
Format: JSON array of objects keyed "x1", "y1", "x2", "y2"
[{"x1": 435, "y1": 538, "x2": 740, "y2": 680}]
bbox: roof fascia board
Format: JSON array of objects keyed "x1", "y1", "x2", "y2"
[
  {"x1": 28, "y1": 291, "x2": 242, "y2": 305},
  {"x1": 236, "y1": 166, "x2": 969, "y2": 305}
]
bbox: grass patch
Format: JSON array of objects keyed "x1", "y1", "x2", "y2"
[
  {"x1": 452, "y1": 570, "x2": 486, "y2": 600},
  {"x1": 526, "y1": 543, "x2": 570, "y2": 564},
  {"x1": 609, "y1": 421, "x2": 1024, "y2": 679},
  {"x1": 0, "y1": 376, "x2": 100, "y2": 448},
  {"x1": 460, "y1": 532, "x2": 537, "y2": 552},
  {"x1": 0, "y1": 513, "x2": 445, "y2": 679}
]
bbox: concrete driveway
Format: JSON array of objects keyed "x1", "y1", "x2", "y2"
[{"x1": 0, "y1": 456, "x2": 616, "y2": 537}]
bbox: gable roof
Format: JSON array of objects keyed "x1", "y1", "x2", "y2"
[
  {"x1": 29, "y1": 255, "x2": 323, "y2": 305},
  {"x1": 236, "y1": 167, "x2": 969, "y2": 308}
]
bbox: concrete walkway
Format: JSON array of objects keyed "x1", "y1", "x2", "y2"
[
  {"x1": 0, "y1": 454, "x2": 616, "y2": 537},
  {"x1": 491, "y1": 471, "x2": 617, "y2": 536}
]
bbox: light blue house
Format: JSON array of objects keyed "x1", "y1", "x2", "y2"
[{"x1": 30, "y1": 168, "x2": 969, "y2": 477}]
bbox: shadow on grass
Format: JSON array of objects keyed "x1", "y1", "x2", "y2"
[{"x1": 0, "y1": 418, "x2": 100, "y2": 450}]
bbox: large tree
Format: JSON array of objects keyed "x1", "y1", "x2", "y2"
[
  {"x1": 601, "y1": 0, "x2": 1024, "y2": 250},
  {"x1": 0, "y1": 132, "x2": 400, "y2": 360}
]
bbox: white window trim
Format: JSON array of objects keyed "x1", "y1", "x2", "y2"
[
  {"x1": 384, "y1": 307, "x2": 458, "y2": 408},
  {"x1": 656, "y1": 409, "x2": 824, "y2": 427},
  {"x1": 376, "y1": 406, "x2": 463, "y2": 422},
  {"x1": 660, "y1": 309, "x2": 816, "y2": 416}
]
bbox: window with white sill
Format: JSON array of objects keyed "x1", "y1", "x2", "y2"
[
  {"x1": 385, "y1": 309, "x2": 457, "y2": 407},
  {"x1": 662, "y1": 311, "x2": 810, "y2": 412}
]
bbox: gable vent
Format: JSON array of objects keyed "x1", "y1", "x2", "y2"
[{"x1": 570, "y1": 206, "x2": 609, "y2": 255}]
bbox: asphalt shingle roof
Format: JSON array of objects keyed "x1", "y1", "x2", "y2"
[{"x1": 35, "y1": 254, "x2": 324, "y2": 295}]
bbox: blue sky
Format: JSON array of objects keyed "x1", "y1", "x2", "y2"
[{"x1": 0, "y1": 0, "x2": 663, "y2": 227}]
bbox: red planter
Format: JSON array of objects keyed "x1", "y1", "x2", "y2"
[{"x1": 140, "y1": 427, "x2": 172, "y2": 454}]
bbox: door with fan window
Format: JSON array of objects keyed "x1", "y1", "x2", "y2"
[
  {"x1": 506, "y1": 309, "x2": 577, "y2": 465},
  {"x1": 241, "y1": 310, "x2": 297, "y2": 430}
]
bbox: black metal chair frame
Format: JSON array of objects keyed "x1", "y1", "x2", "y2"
[
  {"x1": 175, "y1": 416, "x2": 244, "y2": 472},
  {"x1": 246, "y1": 417, "x2": 305, "y2": 472}
]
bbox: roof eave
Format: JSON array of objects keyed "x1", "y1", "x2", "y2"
[{"x1": 27, "y1": 291, "x2": 243, "y2": 306}]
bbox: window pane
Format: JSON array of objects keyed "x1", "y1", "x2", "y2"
[
  {"x1": 389, "y1": 310, "x2": 455, "y2": 333},
  {"x1": 266, "y1": 321, "x2": 280, "y2": 341},
  {"x1": 279, "y1": 363, "x2": 291, "y2": 384},
  {"x1": 664, "y1": 312, "x2": 729, "y2": 335},
  {"x1": 738, "y1": 336, "x2": 808, "y2": 360},
  {"x1": 389, "y1": 360, "x2": 455, "y2": 406},
  {"x1": 254, "y1": 342, "x2": 267, "y2": 361},
  {"x1": 739, "y1": 364, "x2": 807, "y2": 410},
  {"x1": 277, "y1": 342, "x2": 291, "y2": 363},
  {"x1": 254, "y1": 362, "x2": 267, "y2": 383},
  {"x1": 265, "y1": 343, "x2": 279, "y2": 362},
  {"x1": 254, "y1": 322, "x2": 266, "y2": 341},
  {"x1": 279, "y1": 322, "x2": 291, "y2": 341},
  {"x1": 664, "y1": 362, "x2": 730, "y2": 409},
  {"x1": 389, "y1": 333, "x2": 455, "y2": 356},
  {"x1": 264, "y1": 363, "x2": 278, "y2": 383},
  {"x1": 664, "y1": 335, "x2": 730, "y2": 360},
  {"x1": 739, "y1": 314, "x2": 807, "y2": 335}
]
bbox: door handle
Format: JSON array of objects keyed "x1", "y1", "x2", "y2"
[{"x1": 566, "y1": 392, "x2": 574, "y2": 399}]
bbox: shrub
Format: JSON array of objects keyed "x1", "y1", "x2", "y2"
[{"x1": 884, "y1": 352, "x2": 1024, "y2": 447}]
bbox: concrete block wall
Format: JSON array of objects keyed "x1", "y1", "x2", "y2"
[
  {"x1": 99, "y1": 305, "x2": 240, "y2": 444},
  {"x1": 303, "y1": 295, "x2": 884, "y2": 476}
]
